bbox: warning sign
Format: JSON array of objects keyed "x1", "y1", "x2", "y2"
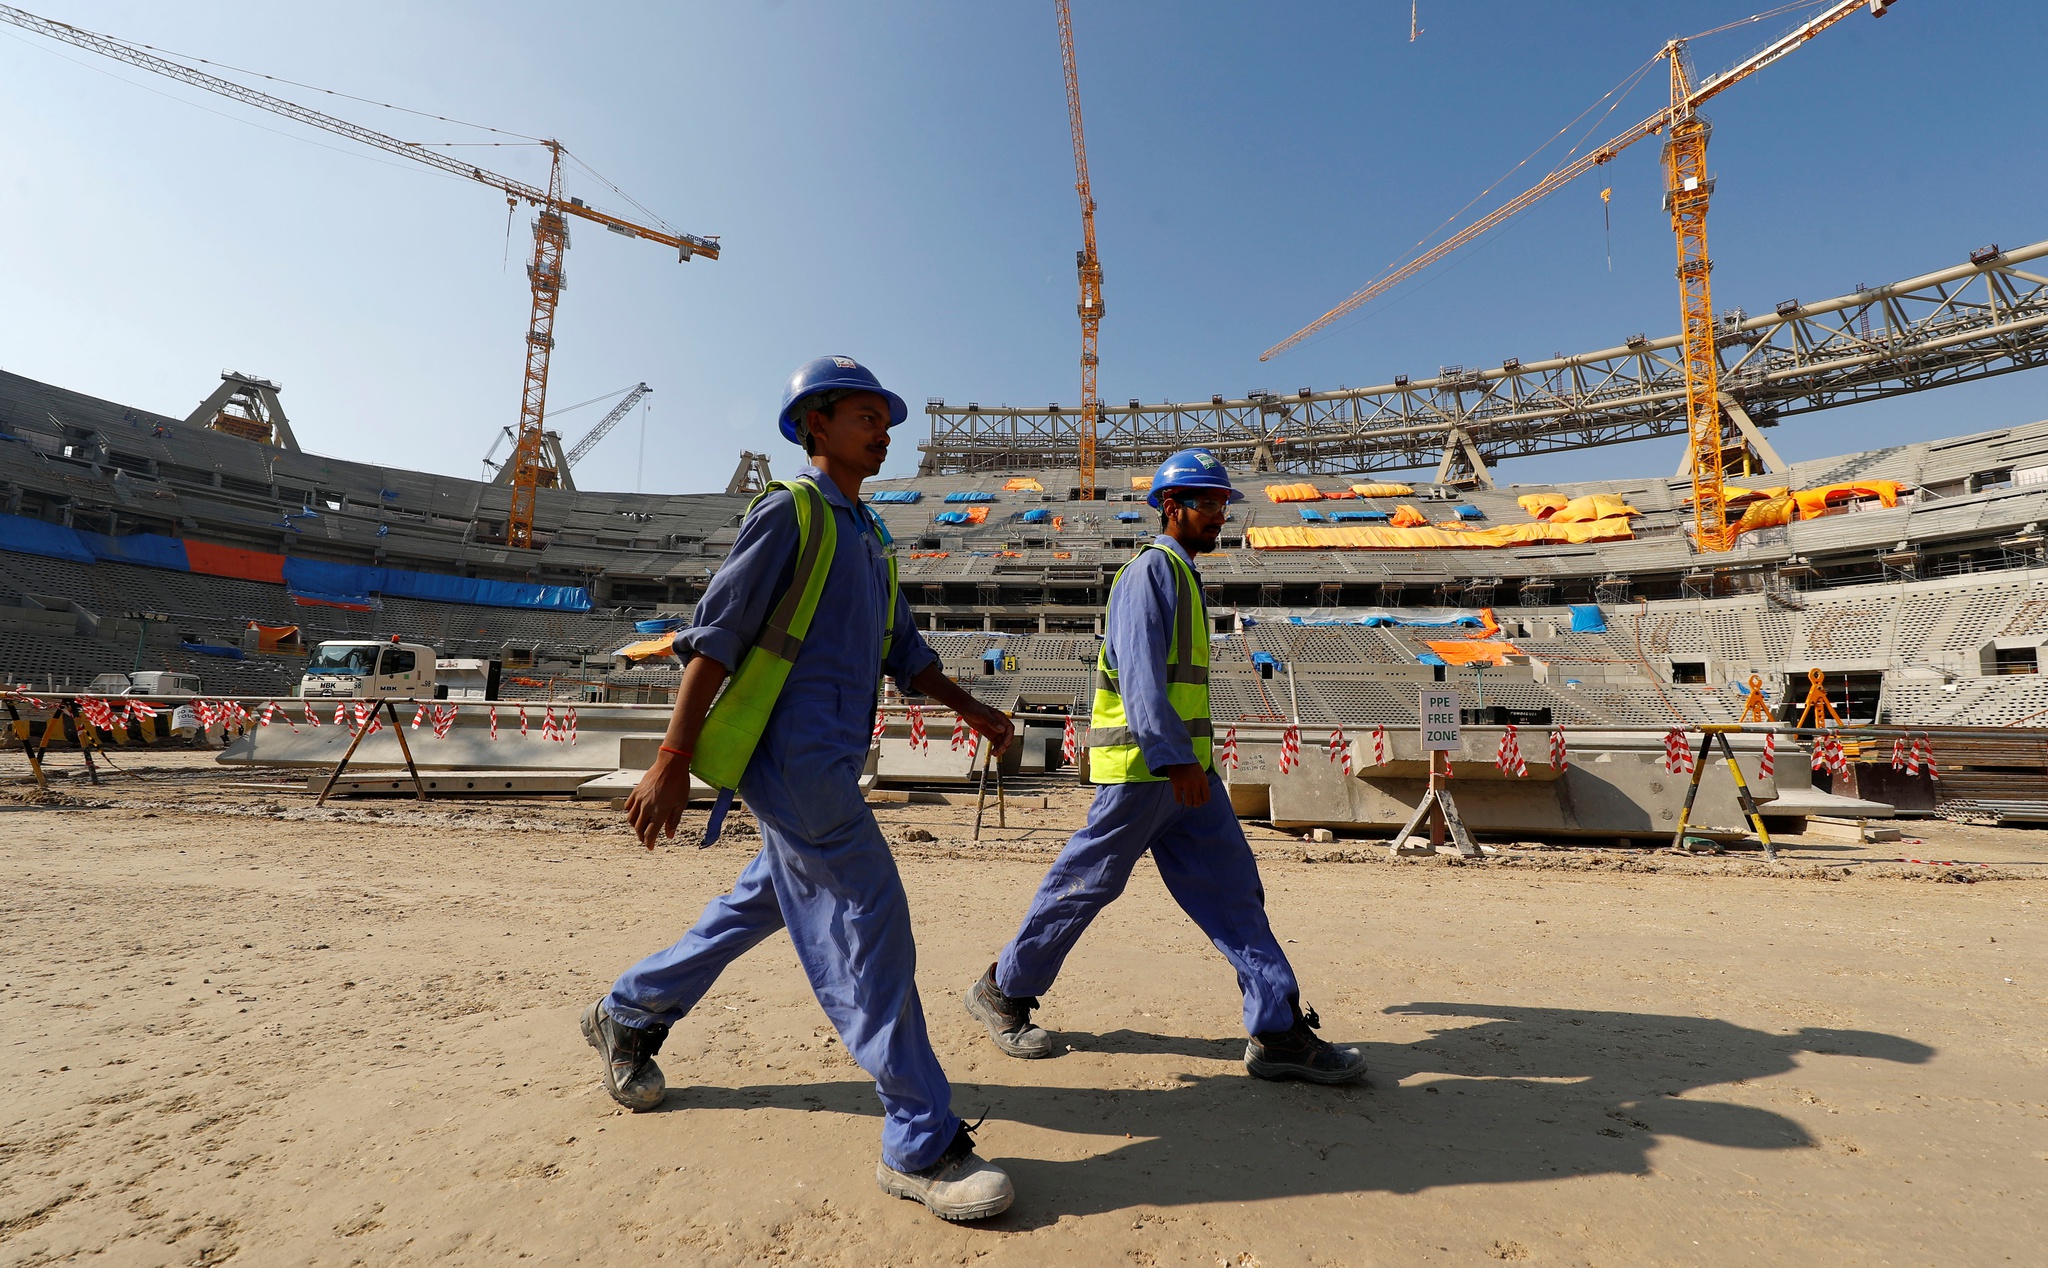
[{"x1": 1420, "y1": 687, "x2": 1461, "y2": 751}]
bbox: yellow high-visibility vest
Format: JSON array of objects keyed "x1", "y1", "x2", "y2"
[
  {"x1": 692, "y1": 478, "x2": 898, "y2": 790},
  {"x1": 1086, "y1": 544, "x2": 1211, "y2": 783}
]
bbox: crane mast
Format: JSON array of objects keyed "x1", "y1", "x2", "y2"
[
  {"x1": 0, "y1": 4, "x2": 718, "y2": 550},
  {"x1": 1661, "y1": 42, "x2": 1728, "y2": 552},
  {"x1": 1055, "y1": 0, "x2": 1104, "y2": 501}
]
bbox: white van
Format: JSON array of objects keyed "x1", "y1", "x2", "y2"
[{"x1": 298, "y1": 639, "x2": 437, "y2": 699}]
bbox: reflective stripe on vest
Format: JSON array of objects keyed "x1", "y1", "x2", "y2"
[
  {"x1": 691, "y1": 478, "x2": 898, "y2": 791},
  {"x1": 1086, "y1": 543, "x2": 1212, "y2": 784}
]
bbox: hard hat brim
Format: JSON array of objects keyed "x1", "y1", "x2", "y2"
[
  {"x1": 776, "y1": 385, "x2": 909, "y2": 445},
  {"x1": 1146, "y1": 483, "x2": 1245, "y2": 509}
]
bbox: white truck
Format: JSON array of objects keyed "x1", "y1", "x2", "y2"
[
  {"x1": 297, "y1": 638, "x2": 437, "y2": 699},
  {"x1": 86, "y1": 670, "x2": 204, "y2": 697}
]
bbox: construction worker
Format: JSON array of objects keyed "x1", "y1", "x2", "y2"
[
  {"x1": 965, "y1": 448, "x2": 1367, "y2": 1084},
  {"x1": 583, "y1": 356, "x2": 1018, "y2": 1222}
]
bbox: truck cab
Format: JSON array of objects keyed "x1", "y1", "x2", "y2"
[{"x1": 298, "y1": 638, "x2": 437, "y2": 699}]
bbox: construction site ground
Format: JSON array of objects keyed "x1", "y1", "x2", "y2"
[{"x1": 5, "y1": 750, "x2": 2044, "y2": 1266}]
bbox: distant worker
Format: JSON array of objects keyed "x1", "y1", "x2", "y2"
[
  {"x1": 965, "y1": 448, "x2": 1367, "y2": 1085},
  {"x1": 583, "y1": 356, "x2": 1019, "y2": 1221}
]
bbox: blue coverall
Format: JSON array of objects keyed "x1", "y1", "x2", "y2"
[
  {"x1": 603, "y1": 466, "x2": 960, "y2": 1173},
  {"x1": 994, "y1": 535, "x2": 1302, "y2": 1037}
]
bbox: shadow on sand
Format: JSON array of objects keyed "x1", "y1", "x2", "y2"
[{"x1": 661, "y1": 1001, "x2": 1931, "y2": 1229}]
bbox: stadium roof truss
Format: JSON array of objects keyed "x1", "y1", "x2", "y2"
[{"x1": 921, "y1": 239, "x2": 2048, "y2": 478}]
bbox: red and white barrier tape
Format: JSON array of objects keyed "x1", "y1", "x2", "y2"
[{"x1": 1495, "y1": 723, "x2": 1527, "y2": 777}]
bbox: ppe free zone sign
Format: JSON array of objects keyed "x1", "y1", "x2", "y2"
[{"x1": 1420, "y1": 687, "x2": 1461, "y2": 751}]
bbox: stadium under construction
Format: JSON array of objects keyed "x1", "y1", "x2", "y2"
[{"x1": 5, "y1": 238, "x2": 2048, "y2": 831}]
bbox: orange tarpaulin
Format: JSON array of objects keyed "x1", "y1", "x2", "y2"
[
  {"x1": 1731, "y1": 495, "x2": 1795, "y2": 539},
  {"x1": 1686, "y1": 484, "x2": 1786, "y2": 505},
  {"x1": 1245, "y1": 518, "x2": 1637, "y2": 550},
  {"x1": 1389, "y1": 505, "x2": 1428, "y2": 528},
  {"x1": 1517, "y1": 493, "x2": 1569, "y2": 519},
  {"x1": 965, "y1": 506, "x2": 989, "y2": 525},
  {"x1": 246, "y1": 622, "x2": 301, "y2": 654},
  {"x1": 1350, "y1": 483, "x2": 1414, "y2": 498},
  {"x1": 1551, "y1": 494, "x2": 1641, "y2": 524},
  {"x1": 1426, "y1": 640, "x2": 1521, "y2": 667},
  {"x1": 185, "y1": 541, "x2": 286, "y2": 584},
  {"x1": 1265, "y1": 483, "x2": 1323, "y2": 503},
  {"x1": 616, "y1": 635, "x2": 677, "y2": 662},
  {"x1": 1003, "y1": 477, "x2": 1044, "y2": 492},
  {"x1": 1130, "y1": 476, "x2": 1153, "y2": 491},
  {"x1": 1793, "y1": 480, "x2": 1904, "y2": 520}
]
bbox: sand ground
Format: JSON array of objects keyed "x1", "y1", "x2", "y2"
[{"x1": 3, "y1": 750, "x2": 2045, "y2": 1266}]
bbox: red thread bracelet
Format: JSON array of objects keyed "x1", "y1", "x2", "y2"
[{"x1": 659, "y1": 745, "x2": 691, "y2": 759}]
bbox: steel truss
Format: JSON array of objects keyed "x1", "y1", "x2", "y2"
[{"x1": 920, "y1": 238, "x2": 2048, "y2": 478}]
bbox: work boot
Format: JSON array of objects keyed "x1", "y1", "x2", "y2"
[
  {"x1": 876, "y1": 1123, "x2": 1014, "y2": 1221},
  {"x1": 1244, "y1": 1004, "x2": 1368, "y2": 1085},
  {"x1": 580, "y1": 998, "x2": 669, "y2": 1111},
  {"x1": 964, "y1": 963, "x2": 1053, "y2": 1059}
]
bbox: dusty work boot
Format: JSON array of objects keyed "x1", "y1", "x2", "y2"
[
  {"x1": 580, "y1": 998, "x2": 670, "y2": 1111},
  {"x1": 1244, "y1": 1004, "x2": 1368, "y2": 1085},
  {"x1": 876, "y1": 1123, "x2": 1014, "y2": 1221},
  {"x1": 964, "y1": 963, "x2": 1053, "y2": 1059}
]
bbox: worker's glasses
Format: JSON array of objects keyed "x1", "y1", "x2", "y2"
[{"x1": 1171, "y1": 496, "x2": 1230, "y2": 516}]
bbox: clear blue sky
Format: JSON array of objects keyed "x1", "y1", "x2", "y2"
[{"x1": 3, "y1": 1, "x2": 2042, "y2": 494}]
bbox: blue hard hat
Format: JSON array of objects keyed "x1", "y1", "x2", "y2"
[
  {"x1": 1146, "y1": 447, "x2": 1243, "y2": 508},
  {"x1": 777, "y1": 355, "x2": 908, "y2": 445}
]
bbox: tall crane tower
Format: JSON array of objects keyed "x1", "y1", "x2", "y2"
[
  {"x1": 1260, "y1": 0, "x2": 1896, "y2": 551},
  {"x1": 1055, "y1": 0, "x2": 1105, "y2": 501},
  {"x1": 0, "y1": 5, "x2": 719, "y2": 549}
]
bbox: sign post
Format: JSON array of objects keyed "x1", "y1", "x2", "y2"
[{"x1": 1391, "y1": 685, "x2": 1480, "y2": 858}]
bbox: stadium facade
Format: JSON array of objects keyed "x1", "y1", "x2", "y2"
[{"x1": 3, "y1": 361, "x2": 2047, "y2": 738}]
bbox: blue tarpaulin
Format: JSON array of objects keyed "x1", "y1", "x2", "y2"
[
  {"x1": 1569, "y1": 604, "x2": 1608, "y2": 633},
  {"x1": 280, "y1": 557, "x2": 593, "y2": 612},
  {"x1": 635, "y1": 617, "x2": 686, "y2": 635},
  {"x1": 866, "y1": 490, "x2": 923, "y2": 504},
  {"x1": 0, "y1": 513, "x2": 94, "y2": 563},
  {"x1": 1456, "y1": 504, "x2": 1485, "y2": 520},
  {"x1": 933, "y1": 511, "x2": 969, "y2": 525},
  {"x1": 77, "y1": 530, "x2": 191, "y2": 571},
  {"x1": 1416, "y1": 651, "x2": 1448, "y2": 666},
  {"x1": 1360, "y1": 613, "x2": 1482, "y2": 628},
  {"x1": 943, "y1": 491, "x2": 996, "y2": 503},
  {"x1": 1115, "y1": 511, "x2": 1143, "y2": 522},
  {"x1": 1330, "y1": 510, "x2": 1386, "y2": 523},
  {"x1": 1021, "y1": 508, "x2": 1051, "y2": 523},
  {"x1": 180, "y1": 641, "x2": 246, "y2": 660},
  {"x1": 1298, "y1": 508, "x2": 1327, "y2": 522},
  {"x1": 2, "y1": 514, "x2": 592, "y2": 612}
]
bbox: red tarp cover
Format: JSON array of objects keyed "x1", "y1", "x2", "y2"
[{"x1": 185, "y1": 542, "x2": 287, "y2": 584}]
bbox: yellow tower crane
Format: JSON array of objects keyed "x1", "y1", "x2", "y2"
[
  {"x1": 1055, "y1": 0, "x2": 1105, "y2": 501},
  {"x1": 1261, "y1": 0, "x2": 1897, "y2": 552},
  {"x1": 0, "y1": 5, "x2": 719, "y2": 550}
]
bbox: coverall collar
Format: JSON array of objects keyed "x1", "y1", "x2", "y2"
[
  {"x1": 798, "y1": 463, "x2": 862, "y2": 517},
  {"x1": 1151, "y1": 533, "x2": 1196, "y2": 566}
]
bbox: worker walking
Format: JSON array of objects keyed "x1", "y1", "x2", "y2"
[
  {"x1": 584, "y1": 356, "x2": 1019, "y2": 1221},
  {"x1": 966, "y1": 449, "x2": 1367, "y2": 1084}
]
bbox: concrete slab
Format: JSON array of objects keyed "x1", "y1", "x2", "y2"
[
  {"x1": 313, "y1": 769, "x2": 607, "y2": 797},
  {"x1": 218, "y1": 701, "x2": 670, "y2": 771},
  {"x1": 1268, "y1": 729, "x2": 1781, "y2": 840}
]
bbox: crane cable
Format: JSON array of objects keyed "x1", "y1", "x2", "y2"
[{"x1": 1277, "y1": 48, "x2": 1662, "y2": 358}]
